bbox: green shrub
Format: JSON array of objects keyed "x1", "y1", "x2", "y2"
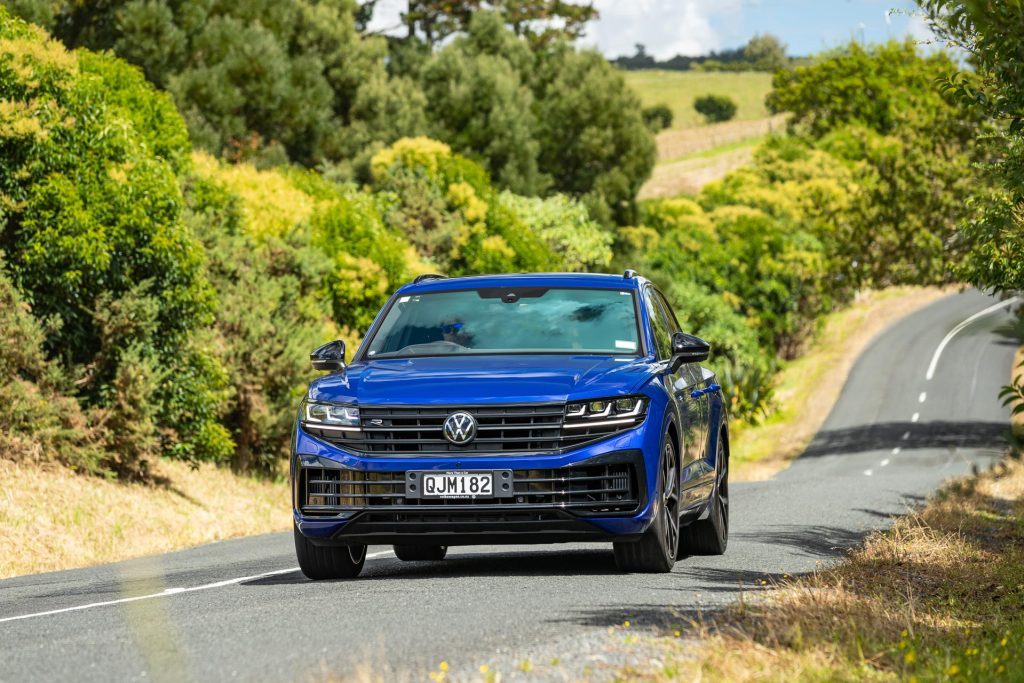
[
  {"x1": 370, "y1": 137, "x2": 559, "y2": 275},
  {"x1": 496, "y1": 191, "x2": 613, "y2": 271},
  {"x1": 642, "y1": 104, "x2": 674, "y2": 132},
  {"x1": 0, "y1": 256, "x2": 106, "y2": 474},
  {"x1": 694, "y1": 94, "x2": 738, "y2": 123}
]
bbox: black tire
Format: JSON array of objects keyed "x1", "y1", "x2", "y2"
[
  {"x1": 294, "y1": 523, "x2": 367, "y2": 580},
  {"x1": 613, "y1": 435, "x2": 680, "y2": 573},
  {"x1": 393, "y1": 544, "x2": 448, "y2": 561},
  {"x1": 679, "y1": 431, "x2": 729, "y2": 556}
]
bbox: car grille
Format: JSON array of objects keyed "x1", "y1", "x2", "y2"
[
  {"x1": 299, "y1": 463, "x2": 640, "y2": 517},
  {"x1": 304, "y1": 403, "x2": 642, "y2": 455}
]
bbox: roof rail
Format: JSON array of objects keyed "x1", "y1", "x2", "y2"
[
  {"x1": 412, "y1": 273, "x2": 447, "y2": 285},
  {"x1": 623, "y1": 269, "x2": 638, "y2": 279}
]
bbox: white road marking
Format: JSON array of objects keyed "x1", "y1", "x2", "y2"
[
  {"x1": 863, "y1": 469, "x2": 874, "y2": 476},
  {"x1": 902, "y1": 431, "x2": 911, "y2": 440},
  {"x1": 0, "y1": 550, "x2": 393, "y2": 624},
  {"x1": 919, "y1": 392, "x2": 927, "y2": 403},
  {"x1": 912, "y1": 413, "x2": 920, "y2": 423},
  {"x1": 926, "y1": 296, "x2": 1019, "y2": 381},
  {"x1": 880, "y1": 459, "x2": 891, "y2": 467},
  {"x1": 892, "y1": 447, "x2": 901, "y2": 455}
]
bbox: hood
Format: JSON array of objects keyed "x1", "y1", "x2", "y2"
[{"x1": 308, "y1": 355, "x2": 656, "y2": 406}]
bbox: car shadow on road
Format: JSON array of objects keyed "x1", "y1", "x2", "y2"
[
  {"x1": 730, "y1": 524, "x2": 867, "y2": 558},
  {"x1": 241, "y1": 548, "x2": 623, "y2": 585},
  {"x1": 800, "y1": 420, "x2": 1009, "y2": 458}
]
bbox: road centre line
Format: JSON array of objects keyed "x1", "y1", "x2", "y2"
[
  {"x1": 0, "y1": 551, "x2": 393, "y2": 624},
  {"x1": 919, "y1": 392, "x2": 927, "y2": 403},
  {"x1": 912, "y1": 413, "x2": 920, "y2": 423},
  {"x1": 892, "y1": 447, "x2": 901, "y2": 455},
  {"x1": 880, "y1": 459, "x2": 890, "y2": 466},
  {"x1": 902, "y1": 431, "x2": 911, "y2": 440},
  {"x1": 926, "y1": 297, "x2": 1019, "y2": 381}
]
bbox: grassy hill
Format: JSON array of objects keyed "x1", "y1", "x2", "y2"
[
  {"x1": 622, "y1": 70, "x2": 779, "y2": 198},
  {"x1": 623, "y1": 70, "x2": 774, "y2": 130}
]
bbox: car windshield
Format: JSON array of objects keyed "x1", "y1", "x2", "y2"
[{"x1": 364, "y1": 287, "x2": 641, "y2": 359}]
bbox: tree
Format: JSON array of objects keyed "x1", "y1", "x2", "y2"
[
  {"x1": 395, "y1": 0, "x2": 596, "y2": 47},
  {"x1": 0, "y1": 8, "x2": 231, "y2": 470},
  {"x1": 743, "y1": 33, "x2": 788, "y2": 72},
  {"x1": 6, "y1": 0, "x2": 426, "y2": 166},
  {"x1": 916, "y1": 1, "x2": 1024, "y2": 295},
  {"x1": 767, "y1": 40, "x2": 986, "y2": 288},
  {"x1": 420, "y1": 12, "x2": 545, "y2": 194},
  {"x1": 533, "y1": 44, "x2": 656, "y2": 225}
]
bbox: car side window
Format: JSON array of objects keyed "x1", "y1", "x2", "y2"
[
  {"x1": 654, "y1": 290, "x2": 682, "y2": 334},
  {"x1": 643, "y1": 288, "x2": 673, "y2": 359}
]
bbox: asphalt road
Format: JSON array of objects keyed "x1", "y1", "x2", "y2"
[{"x1": 0, "y1": 289, "x2": 1017, "y2": 682}]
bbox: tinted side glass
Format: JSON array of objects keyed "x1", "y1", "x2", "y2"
[
  {"x1": 643, "y1": 288, "x2": 673, "y2": 359},
  {"x1": 654, "y1": 290, "x2": 682, "y2": 334}
]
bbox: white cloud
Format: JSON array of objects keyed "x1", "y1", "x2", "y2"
[
  {"x1": 906, "y1": 13, "x2": 936, "y2": 44},
  {"x1": 584, "y1": 0, "x2": 743, "y2": 59},
  {"x1": 363, "y1": 0, "x2": 406, "y2": 36}
]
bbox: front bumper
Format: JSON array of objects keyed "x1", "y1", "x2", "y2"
[{"x1": 292, "y1": 422, "x2": 663, "y2": 545}]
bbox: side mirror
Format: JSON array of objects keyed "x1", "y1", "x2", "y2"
[
  {"x1": 310, "y1": 340, "x2": 346, "y2": 372},
  {"x1": 671, "y1": 332, "x2": 710, "y2": 364}
]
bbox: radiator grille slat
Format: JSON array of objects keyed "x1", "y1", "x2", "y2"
[{"x1": 299, "y1": 464, "x2": 639, "y2": 517}]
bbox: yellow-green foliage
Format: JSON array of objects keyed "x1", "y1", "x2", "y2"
[
  {"x1": 192, "y1": 151, "x2": 434, "y2": 335},
  {"x1": 191, "y1": 152, "x2": 322, "y2": 239},
  {"x1": 370, "y1": 136, "x2": 618, "y2": 275},
  {"x1": 370, "y1": 136, "x2": 453, "y2": 181}
]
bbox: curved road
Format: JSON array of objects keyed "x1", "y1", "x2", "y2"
[{"x1": 0, "y1": 289, "x2": 1017, "y2": 682}]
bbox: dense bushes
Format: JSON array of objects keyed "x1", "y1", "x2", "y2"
[
  {"x1": 0, "y1": 11, "x2": 229, "y2": 472},
  {"x1": 5, "y1": 2, "x2": 655, "y2": 226},
  {"x1": 642, "y1": 104, "x2": 674, "y2": 132},
  {"x1": 694, "y1": 94, "x2": 738, "y2": 123},
  {"x1": 0, "y1": 8, "x2": 620, "y2": 477},
  {"x1": 768, "y1": 40, "x2": 984, "y2": 288}
]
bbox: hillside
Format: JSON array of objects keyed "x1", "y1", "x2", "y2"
[
  {"x1": 623, "y1": 70, "x2": 774, "y2": 129},
  {"x1": 623, "y1": 70, "x2": 781, "y2": 196}
]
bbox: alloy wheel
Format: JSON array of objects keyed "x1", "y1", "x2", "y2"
[{"x1": 662, "y1": 440, "x2": 680, "y2": 558}]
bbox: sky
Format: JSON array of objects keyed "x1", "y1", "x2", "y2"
[{"x1": 365, "y1": 0, "x2": 937, "y2": 59}]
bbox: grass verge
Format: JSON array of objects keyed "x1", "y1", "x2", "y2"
[
  {"x1": 732, "y1": 286, "x2": 953, "y2": 481},
  {"x1": 0, "y1": 458, "x2": 290, "y2": 579},
  {"x1": 612, "y1": 453, "x2": 1024, "y2": 682}
]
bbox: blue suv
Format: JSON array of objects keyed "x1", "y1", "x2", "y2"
[{"x1": 291, "y1": 271, "x2": 729, "y2": 578}]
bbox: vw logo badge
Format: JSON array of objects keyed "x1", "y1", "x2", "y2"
[{"x1": 443, "y1": 411, "x2": 477, "y2": 445}]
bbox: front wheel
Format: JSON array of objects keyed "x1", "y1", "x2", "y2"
[
  {"x1": 679, "y1": 432, "x2": 729, "y2": 556},
  {"x1": 294, "y1": 523, "x2": 366, "y2": 580},
  {"x1": 613, "y1": 436, "x2": 680, "y2": 573}
]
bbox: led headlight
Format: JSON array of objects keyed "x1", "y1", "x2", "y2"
[
  {"x1": 303, "y1": 401, "x2": 361, "y2": 430},
  {"x1": 565, "y1": 396, "x2": 647, "y2": 423}
]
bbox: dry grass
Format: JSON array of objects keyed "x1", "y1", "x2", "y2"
[
  {"x1": 654, "y1": 115, "x2": 787, "y2": 163},
  {"x1": 638, "y1": 142, "x2": 759, "y2": 200},
  {"x1": 615, "y1": 456, "x2": 1024, "y2": 682},
  {"x1": 1013, "y1": 346, "x2": 1024, "y2": 438},
  {"x1": 0, "y1": 458, "x2": 290, "y2": 578},
  {"x1": 733, "y1": 286, "x2": 954, "y2": 481},
  {"x1": 638, "y1": 115, "x2": 787, "y2": 199}
]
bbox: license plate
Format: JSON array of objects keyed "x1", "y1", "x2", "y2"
[
  {"x1": 421, "y1": 471, "x2": 492, "y2": 499},
  {"x1": 404, "y1": 470, "x2": 513, "y2": 500}
]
